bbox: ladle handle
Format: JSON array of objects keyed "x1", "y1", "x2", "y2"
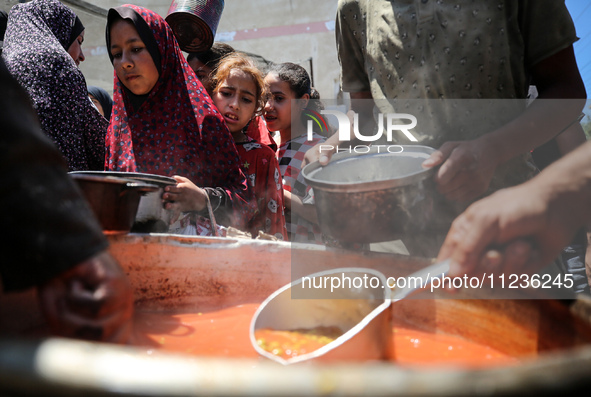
[{"x1": 391, "y1": 259, "x2": 450, "y2": 301}]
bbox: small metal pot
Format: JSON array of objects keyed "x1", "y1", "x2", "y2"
[
  {"x1": 69, "y1": 172, "x2": 177, "y2": 233},
  {"x1": 302, "y1": 145, "x2": 437, "y2": 244},
  {"x1": 70, "y1": 174, "x2": 158, "y2": 234},
  {"x1": 250, "y1": 267, "x2": 392, "y2": 365}
]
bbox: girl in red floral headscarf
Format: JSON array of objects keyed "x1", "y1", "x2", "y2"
[{"x1": 105, "y1": 4, "x2": 254, "y2": 230}]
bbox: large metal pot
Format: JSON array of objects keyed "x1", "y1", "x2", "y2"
[
  {"x1": 166, "y1": 0, "x2": 225, "y2": 52},
  {"x1": 3, "y1": 235, "x2": 591, "y2": 397},
  {"x1": 302, "y1": 145, "x2": 437, "y2": 243},
  {"x1": 69, "y1": 174, "x2": 158, "y2": 233},
  {"x1": 70, "y1": 172, "x2": 177, "y2": 233}
]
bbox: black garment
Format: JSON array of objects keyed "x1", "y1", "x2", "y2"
[
  {"x1": 0, "y1": 58, "x2": 108, "y2": 292},
  {"x1": 0, "y1": 10, "x2": 7, "y2": 41},
  {"x1": 67, "y1": 15, "x2": 84, "y2": 49},
  {"x1": 87, "y1": 85, "x2": 113, "y2": 120}
]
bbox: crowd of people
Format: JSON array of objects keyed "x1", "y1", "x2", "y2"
[{"x1": 0, "y1": 0, "x2": 590, "y2": 343}]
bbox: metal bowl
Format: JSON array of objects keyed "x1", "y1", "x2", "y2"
[
  {"x1": 302, "y1": 145, "x2": 437, "y2": 243},
  {"x1": 250, "y1": 267, "x2": 392, "y2": 365},
  {"x1": 69, "y1": 171, "x2": 177, "y2": 233},
  {"x1": 69, "y1": 174, "x2": 159, "y2": 234}
]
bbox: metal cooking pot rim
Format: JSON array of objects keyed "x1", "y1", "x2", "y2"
[
  {"x1": 69, "y1": 171, "x2": 176, "y2": 187},
  {"x1": 69, "y1": 174, "x2": 160, "y2": 192},
  {"x1": 302, "y1": 145, "x2": 436, "y2": 193}
]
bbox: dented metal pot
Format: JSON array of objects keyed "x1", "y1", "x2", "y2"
[
  {"x1": 69, "y1": 174, "x2": 158, "y2": 233},
  {"x1": 250, "y1": 267, "x2": 392, "y2": 365},
  {"x1": 69, "y1": 171, "x2": 177, "y2": 233},
  {"x1": 302, "y1": 145, "x2": 438, "y2": 243}
]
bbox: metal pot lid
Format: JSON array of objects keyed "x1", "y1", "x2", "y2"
[
  {"x1": 69, "y1": 171, "x2": 176, "y2": 187},
  {"x1": 302, "y1": 145, "x2": 436, "y2": 193}
]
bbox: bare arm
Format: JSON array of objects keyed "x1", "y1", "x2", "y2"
[
  {"x1": 423, "y1": 46, "x2": 587, "y2": 202},
  {"x1": 437, "y1": 140, "x2": 591, "y2": 277},
  {"x1": 284, "y1": 189, "x2": 319, "y2": 224}
]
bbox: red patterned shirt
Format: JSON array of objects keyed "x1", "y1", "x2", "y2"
[
  {"x1": 237, "y1": 138, "x2": 287, "y2": 240},
  {"x1": 277, "y1": 133, "x2": 325, "y2": 244}
]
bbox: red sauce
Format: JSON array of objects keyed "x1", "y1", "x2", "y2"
[
  {"x1": 390, "y1": 328, "x2": 518, "y2": 368},
  {"x1": 133, "y1": 304, "x2": 259, "y2": 358},
  {"x1": 133, "y1": 303, "x2": 518, "y2": 367}
]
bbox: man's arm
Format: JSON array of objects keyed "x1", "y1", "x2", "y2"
[{"x1": 437, "y1": 139, "x2": 591, "y2": 277}]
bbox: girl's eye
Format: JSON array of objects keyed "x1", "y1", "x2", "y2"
[
  {"x1": 111, "y1": 52, "x2": 122, "y2": 59},
  {"x1": 132, "y1": 47, "x2": 143, "y2": 53},
  {"x1": 242, "y1": 97, "x2": 253, "y2": 104}
]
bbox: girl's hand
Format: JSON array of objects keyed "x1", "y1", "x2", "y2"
[
  {"x1": 422, "y1": 137, "x2": 499, "y2": 202},
  {"x1": 163, "y1": 176, "x2": 208, "y2": 221}
]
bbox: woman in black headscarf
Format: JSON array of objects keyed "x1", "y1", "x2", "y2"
[
  {"x1": 2, "y1": 0, "x2": 108, "y2": 171},
  {"x1": 88, "y1": 86, "x2": 113, "y2": 121}
]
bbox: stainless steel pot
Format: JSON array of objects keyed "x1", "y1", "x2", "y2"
[
  {"x1": 250, "y1": 267, "x2": 392, "y2": 365},
  {"x1": 166, "y1": 0, "x2": 225, "y2": 52},
  {"x1": 69, "y1": 171, "x2": 177, "y2": 233},
  {"x1": 69, "y1": 174, "x2": 158, "y2": 233},
  {"x1": 302, "y1": 145, "x2": 437, "y2": 244}
]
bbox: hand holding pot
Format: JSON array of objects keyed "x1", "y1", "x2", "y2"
[
  {"x1": 163, "y1": 175, "x2": 208, "y2": 222},
  {"x1": 38, "y1": 251, "x2": 134, "y2": 344},
  {"x1": 422, "y1": 137, "x2": 499, "y2": 202}
]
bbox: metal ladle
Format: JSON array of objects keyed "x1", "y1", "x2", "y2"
[{"x1": 391, "y1": 259, "x2": 450, "y2": 302}]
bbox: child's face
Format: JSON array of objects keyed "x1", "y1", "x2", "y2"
[
  {"x1": 109, "y1": 19, "x2": 159, "y2": 96},
  {"x1": 212, "y1": 69, "x2": 257, "y2": 133},
  {"x1": 89, "y1": 94, "x2": 104, "y2": 116},
  {"x1": 263, "y1": 72, "x2": 296, "y2": 133},
  {"x1": 188, "y1": 58, "x2": 213, "y2": 94}
]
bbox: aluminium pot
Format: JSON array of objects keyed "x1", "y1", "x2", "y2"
[
  {"x1": 250, "y1": 267, "x2": 392, "y2": 365},
  {"x1": 69, "y1": 174, "x2": 158, "y2": 234},
  {"x1": 70, "y1": 171, "x2": 177, "y2": 233},
  {"x1": 166, "y1": 0, "x2": 225, "y2": 52},
  {"x1": 302, "y1": 145, "x2": 438, "y2": 244}
]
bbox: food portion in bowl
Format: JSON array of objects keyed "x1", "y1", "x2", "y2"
[{"x1": 255, "y1": 326, "x2": 344, "y2": 359}]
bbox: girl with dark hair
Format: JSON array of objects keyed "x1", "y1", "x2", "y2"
[
  {"x1": 187, "y1": 42, "x2": 235, "y2": 95},
  {"x1": 2, "y1": 0, "x2": 107, "y2": 171},
  {"x1": 105, "y1": 4, "x2": 254, "y2": 233},
  {"x1": 264, "y1": 62, "x2": 326, "y2": 244}
]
